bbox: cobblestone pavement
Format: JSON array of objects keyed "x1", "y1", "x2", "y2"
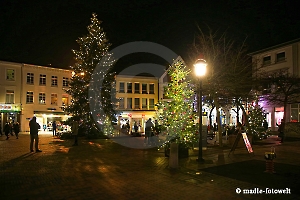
[{"x1": 0, "y1": 133, "x2": 299, "y2": 200}]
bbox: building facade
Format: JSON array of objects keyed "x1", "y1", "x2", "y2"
[
  {"x1": 0, "y1": 61, "x2": 22, "y2": 129},
  {"x1": 21, "y1": 64, "x2": 72, "y2": 132},
  {"x1": 0, "y1": 61, "x2": 72, "y2": 132},
  {"x1": 250, "y1": 38, "x2": 300, "y2": 131},
  {"x1": 116, "y1": 75, "x2": 159, "y2": 133}
]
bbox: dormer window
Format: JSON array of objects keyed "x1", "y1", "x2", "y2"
[
  {"x1": 263, "y1": 56, "x2": 271, "y2": 65},
  {"x1": 276, "y1": 52, "x2": 285, "y2": 62}
]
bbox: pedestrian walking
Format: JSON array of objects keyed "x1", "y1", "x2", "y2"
[
  {"x1": 263, "y1": 120, "x2": 268, "y2": 131},
  {"x1": 52, "y1": 121, "x2": 57, "y2": 136},
  {"x1": 29, "y1": 116, "x2": 42, "y2": 152},
  {"x1": 145, "y1": 118, "x2": 154, "y2": 145},
  {"x1": 4, "y1": 122, "x2": 10, "y2": 140},
  {"x1": 72, "y1": 119, "x2": 79, "y2": 146},
  {"x1": 13, "y1": 122, "x2": 20, "y2": 139},
  {"x1": 9, "y1": 122, "x2": 14, "y2": 136},
  {"x1": 276, "y1": 119, "x2": 285, "y2": 143}
]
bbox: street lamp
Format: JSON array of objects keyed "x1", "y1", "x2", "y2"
[{"x1": 194, "y1": 58, "x2": 207, "y2": 162}]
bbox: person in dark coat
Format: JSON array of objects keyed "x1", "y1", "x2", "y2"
[
  {"x1": 52, "y1": 121, "x2": 57, "y2": 136},
  {"x1": 9, "y1": 122, "x2": 14, "y2": 136},
  {"x1": 72, "y1": 119, "x2": 79, "y2": 146},
  {"x1": 145, "y1": 118, "x2": 154, "y2": 145},
  {"x1": 29, "y1": 117, "x2": 42, "y2": 152},
  {"x1": 0, "y1": 124, "x2": 2, "y2": 136},
  {"x1": 4, "y1": 122, "x2": 10, "y2": 140},
  {"x1": 13, "y1": 122, "x2": 20, "y2": 139},
  {"x1": 276, "y1": 119, "x2": 285, "y2": 143}
]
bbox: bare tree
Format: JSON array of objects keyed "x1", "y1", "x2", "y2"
[{"x1": 190, "y1": 27, "x2": 254, "y2": 146}]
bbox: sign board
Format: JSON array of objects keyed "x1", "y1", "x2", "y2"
[
  {"x1": 229, "y1": 132, "x2": 254, "y2": 156},
  {"x1": 242, "y1": 133, "x2": 253, "y2": 153}
]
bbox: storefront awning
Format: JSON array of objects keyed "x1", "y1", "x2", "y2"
[{"x1": 34, "y1": 111, "x2": 67, "y2": 115}]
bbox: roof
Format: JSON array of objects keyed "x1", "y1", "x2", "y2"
[{"x1": 248, "y1": 38, "x2": 300, "y2": 56}]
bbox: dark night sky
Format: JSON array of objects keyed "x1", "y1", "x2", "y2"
[{"x1": 1, "y1": 0, "x2": 300, "y2": 70}]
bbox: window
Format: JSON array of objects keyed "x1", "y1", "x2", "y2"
[
  {"x1": 127, "y1": 98, "x2": 132, "y2": 109},
  {"x1": 5, "y1": 90, "x2": 14, "y2": 104},
  {"x1": 276, "y1": 52, "x2": 285, "y2": 62},
  {"x1": 134, "y1": 83, "x2": 140, "y2": 94},
  {"x1": 39, "y1": 74, "x2": 46, "y2": 85},
  {"x1": 142, "y1": 98, "x2": 147, "y2": 109},
  {"x1": 51, "y1": 93, "x2": 58, "y2": 105},
  {"x1": 27, "y1": 73, "x2": 34, "y2": 84},
  {"x1": 142, "y1": 83, "x2": 147, "y2": 94},
  {"x1": 127, "y1": 83, "x2": 132, "y2": 93},
  {"x1": 291, "y1": 104, "x2": 300, "y2": 122},
  {"x1": 63, "y1": 77, "x2": 69, "y2": 87},
  {"x1": 263, "y1": 56, "x2": 271, "y2": 65},
  {"x1": 149, "y1": 99, "x2": 154, "y2": 109},
  {"x1": 39, "y1": 93, "x2": 46, "y2": 104},
  {"x1": 149, "y1": 84, "x2": 155, "y2": 94},
  {"x1": 26, "y1": 91, "x2": 34, "y2": 103},
  {"x1": 62, "y1": 95, "x2": 69, "y2": 106},
  {"x1": 134, "y1": 98, "x2": 140, "y2": 109},
  {"x1": 119, "y1": 82, "x2": 125, "y2": 93},
  {"x1": 119, "y1": 97, "x2": 124, "y2": 109},
  {"x1": 51, "y1": 76, "x2": 58, "y2": 86},
  {"x1": 6, "y1": 69, "x2": 15, "y2": 81}
]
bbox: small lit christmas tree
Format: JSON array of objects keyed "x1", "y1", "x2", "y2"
[
  {"x1": 65, "y1": 13, "x2": 116, "y2": 135},
  {"x1": 248, "y1": 103, "x2": 266, "y2": 136},
  {"x1": 156, "y1": 60, "x2": 197, "y2": 149}
]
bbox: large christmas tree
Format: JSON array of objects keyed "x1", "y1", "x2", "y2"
[
  {"x1": 65, "y1": 13, "x2": 116, "y2": 135},
  {"x1": 156, "y1": 59, "x2": 198, "y2": 149}
]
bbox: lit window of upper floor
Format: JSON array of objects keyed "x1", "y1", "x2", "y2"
[
  {"x1": 51, "y1": 76, "x2": 58, "y2": 87},
  {"x1": 127, "y1": 83, "x2": 132, "y2": 93},
  {"x1": 27, "y1": 73, "x2": 34, "y2": 84},
  {"x1": 26, "y1": 91, "x2": 34, "y2": 104},
  {"x1": 276, "y1": 52, "x2": 286, "y2": 62},
  {"x1": 6, "y1": 90, "x2": 14, "y2": 104},
  {"x1": 6, "y1": 69, "x2": 15, "y2": 81},
  {"x1": 63, "y1": 77, "x2": 69, "y2": 87},
  {"x1": 119, "y1": 82, "x2": 125, "y2": 93},
  {"x1": 40, "y1": 74, "x2": 46, "y2": 85},
  {"x1": 263, "y1": 56, "x2": 271, "y2": 66},
  {"x1": 134, "y1": 83, "x2": 140, "y2": 94},
  {"x1": 149, "y1": 84, "x2": 155, "y2": 94}
]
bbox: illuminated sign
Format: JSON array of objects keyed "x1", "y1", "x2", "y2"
[
  {"x1": 0, "y1": 104, "x2": 12, "y2": 110},
  {"x1": 242, "y1": 133, "x2": 253, "y2": 153}
]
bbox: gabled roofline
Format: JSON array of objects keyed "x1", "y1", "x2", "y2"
[{"x1": 248, "y1": 38, "x2": 300, "y2": 56}]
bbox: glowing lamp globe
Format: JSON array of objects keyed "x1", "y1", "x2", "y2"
[{"x1": 194, "y1": 59, "x2": 207, "y2": 77}]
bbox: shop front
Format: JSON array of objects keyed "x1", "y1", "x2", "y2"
[
  {"x1": 31, "y1": 111, "x2": 71, "y2": 134},
  {"x1": 117, "y1": 111, "x2": 156, "y2": 135},
  {"x1": 0, "y1": 104, "x2": 21, "y2": 131}
]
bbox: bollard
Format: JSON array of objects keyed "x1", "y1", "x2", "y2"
[
  {"x1": 264, "y1": 146, "x2": 276, "y2": 173},
  {"x1": 169, "y1": 142, "x2": 178, "y2": 169}
]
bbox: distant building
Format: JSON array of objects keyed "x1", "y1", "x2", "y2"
[
  {"x1": 249, "y1": 38, "x2": 300, "y2": 130},
  {"x1": 21, "y1": 63, "x2": 72, "y2": 132},
  {"x1": 0, "y1": 61, "x2": 22, "y2": 129},
  {"x1": 115, "y1": 75, "x2": 159, "y2": 133},
  {"x1": 0, "y1": 61, "x2": 72, "y2": 132}
]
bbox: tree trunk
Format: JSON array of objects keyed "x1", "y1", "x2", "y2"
[{"x1": 214, "y1": 99, "x2": 223, "y2": 147}]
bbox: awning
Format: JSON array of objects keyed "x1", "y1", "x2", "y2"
[{"x1": 34, "y1": 111, "x2": 67, "y2": 115}]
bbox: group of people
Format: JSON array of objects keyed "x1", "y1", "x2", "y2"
[
  {"x1": 0, "y1": 122, "x2": 20, "y2": 140},
  {"x1": 144, "y1": 118, "x2": 160, "y2": 146}
]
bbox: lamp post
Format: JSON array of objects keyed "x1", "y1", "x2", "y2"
[{"x1": 194, "y1": 58, "x2": 207, "y2": 163}]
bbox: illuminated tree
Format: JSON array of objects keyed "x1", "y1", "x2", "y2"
[
  {"x1": 156, "y1": 60, "x2": 197, "y2": 149},
  {"x1": 65, "y1": 13, "x2": 116, "y2": 135}
]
